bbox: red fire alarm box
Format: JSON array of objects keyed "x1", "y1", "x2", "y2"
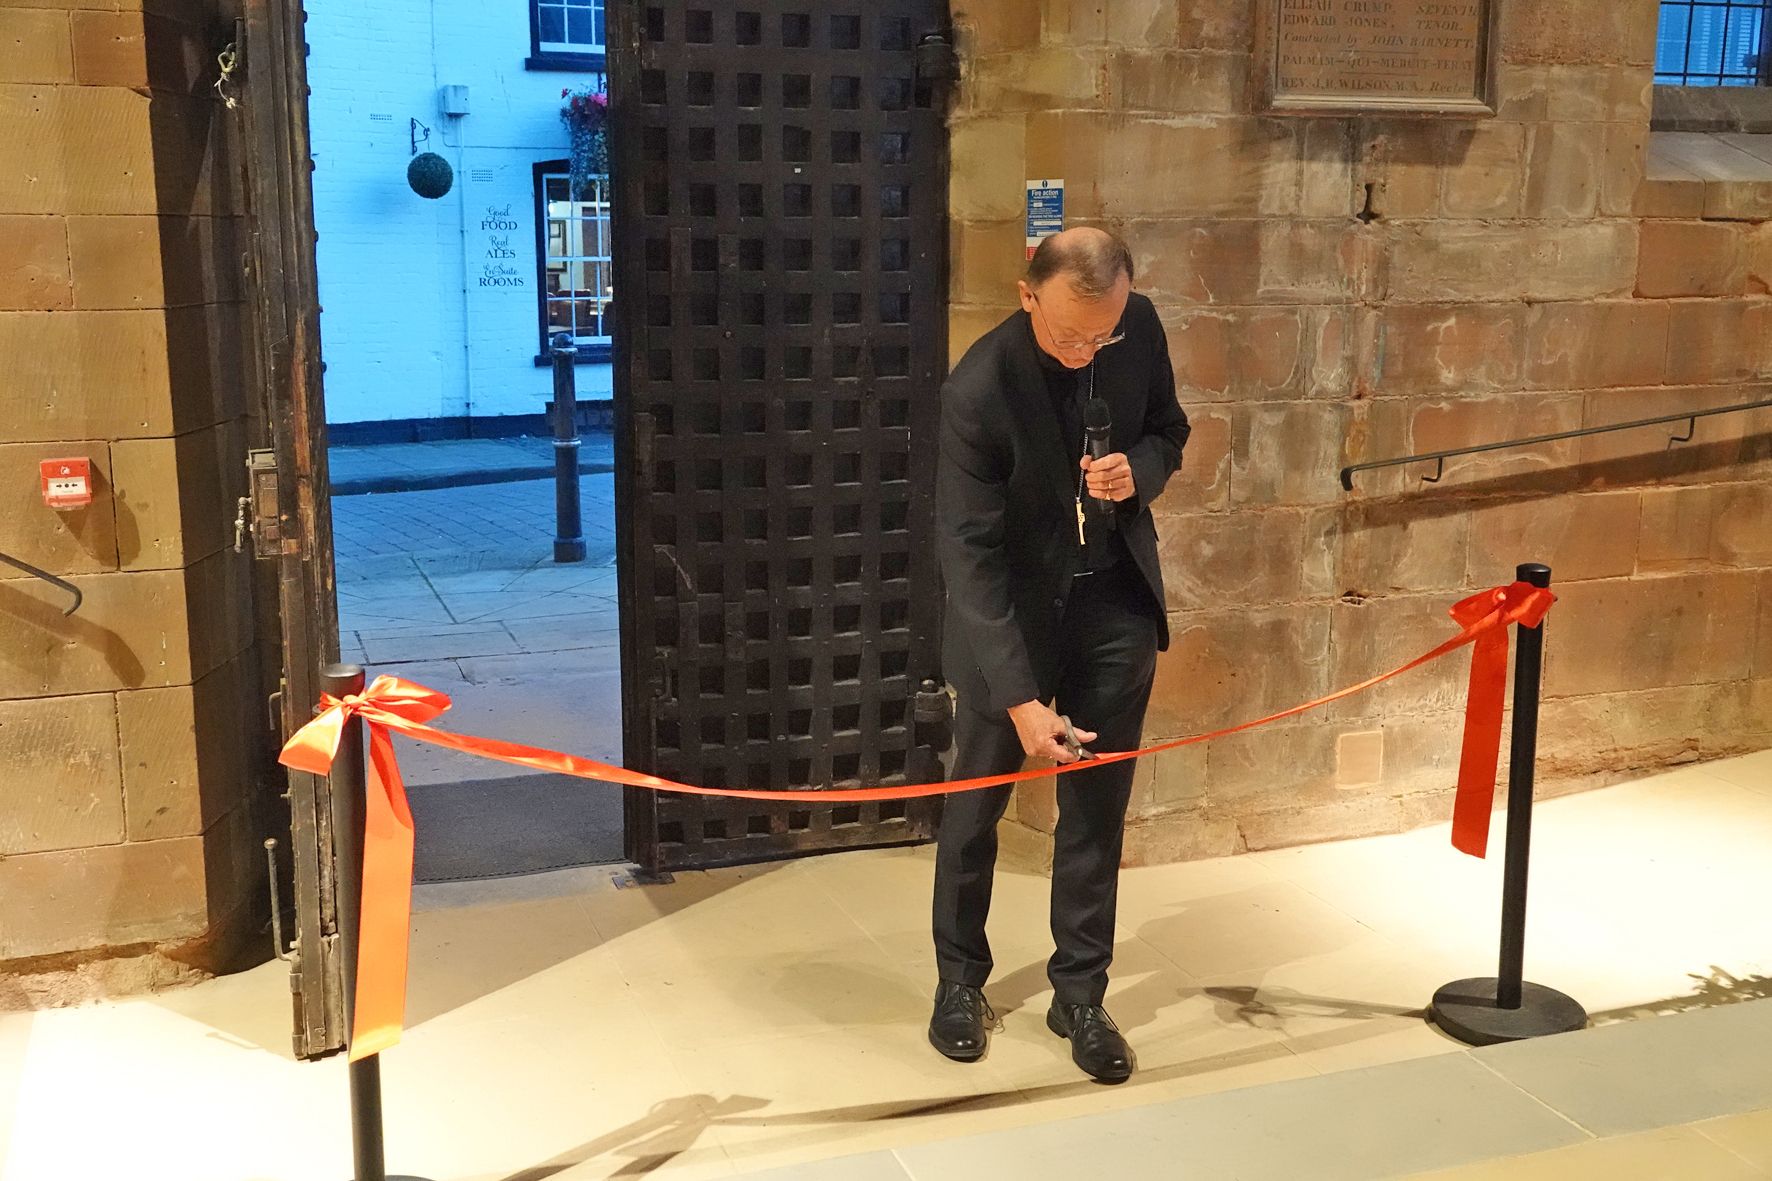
[{"x1": 41, "y1": 458, "x2": 92, "y2": 510}]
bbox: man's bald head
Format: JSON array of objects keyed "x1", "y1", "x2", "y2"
[{"x1": 1026, "y1": 227, "x2": 1135, "y2": 300}]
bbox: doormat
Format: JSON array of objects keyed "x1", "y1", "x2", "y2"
[{"x1": 406, "y1": 772, "x2": 623, "y2": 882}]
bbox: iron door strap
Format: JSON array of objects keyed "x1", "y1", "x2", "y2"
[{"x1": 611, "y1": 0, "x2": 952, "y2": 870}]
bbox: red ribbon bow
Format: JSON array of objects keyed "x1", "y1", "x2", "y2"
[
  {"x1": 281, "y1": 580, "x2": 1552, "y2": 1059},
  {"x1": 1447, "y1": 581, "x2": 1556, "y2": 856}
]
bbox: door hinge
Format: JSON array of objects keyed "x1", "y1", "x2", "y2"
[
  {"x1": 915, "y1": 32, "x2": 960, "y2": 88},
  {"x1": 914, "y1": 677, "x2": 954, "y2": 753}
]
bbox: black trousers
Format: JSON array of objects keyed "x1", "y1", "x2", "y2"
[{"x1": 932, "y1": 562, "x2": 1160, "y2": 1006}]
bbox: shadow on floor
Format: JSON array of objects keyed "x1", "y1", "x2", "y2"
[
  {"x1": 1590, "y1": 966, "x2": 1772, "y2": 1024},
  {"x1": 492, "y1": 1013, "x2": 1429, "y2": 1180},
  {"x1": 400, "y1": 861, "x2": 796, "y2": 1031},
  {"x1": 501, "y1": 1095, "x2": 770, "y2": 1181},
  {"x1": 492, "y1": 962, "x2": 1772, "y2": 1177}
]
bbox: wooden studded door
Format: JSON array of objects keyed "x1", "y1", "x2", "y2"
[{"x1": 609, "y1": 1, "x2": 952, "y2": 870}]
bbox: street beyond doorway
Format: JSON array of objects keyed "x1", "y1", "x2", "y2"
[{"x1": 330, "y1": 438, "x2": 624, "y2": 879}]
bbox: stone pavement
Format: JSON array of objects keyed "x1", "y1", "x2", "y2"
[
  {"x1": 332, "y1": 474, "x2": 618, "y2": 655},
  {"x1": 328, "y1": 432, "x2": 616, "y2": 495},
  {"x1": 329, "y1": 467, "x2": 625, "y2": 873}
]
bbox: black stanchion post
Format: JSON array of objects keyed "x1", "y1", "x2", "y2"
[
  {"x1": 322, "y1": 664, "x2": 384, "y2": 1181},
  {"x1": 350, "y1": 1054, "x2": 386, "y2": 1181},
  {"x1": 1428, "y1": 563, "x2": 1587, "y2": 1046},
  {"x1": 1495, "y1": 561, "x2": 1546, "y2": 1011},
  {"x1": 322, "y1": 663, "x2": 432, "y2": 1181},
  {"x1": 550, "y1": 332, "x2": 586, "y2": 563}
]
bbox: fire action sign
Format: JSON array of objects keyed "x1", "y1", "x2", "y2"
[{"x1": 1026, "y1": 179, "x2": 1063, "y2": 259}]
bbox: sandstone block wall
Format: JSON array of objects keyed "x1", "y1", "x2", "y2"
[
  {"x1": 950, "y1": 0, "x2": 1772, "y2": 864},
  {"x1": 0, "y1": 0, "x2": 268, "y2": 1002}
]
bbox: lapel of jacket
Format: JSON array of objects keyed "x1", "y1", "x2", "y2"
[{"x1": 1093, "y1": 334, "x2": 1136, "y2": 457}]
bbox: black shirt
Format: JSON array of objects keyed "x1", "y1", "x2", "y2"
[{"x1": 1027, "y1": 317, "x2": 1132, "y2": 573}]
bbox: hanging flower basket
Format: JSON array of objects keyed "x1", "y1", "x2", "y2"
[{"x1": 561, "y1": 86, "x2": 608, "y2": 200}]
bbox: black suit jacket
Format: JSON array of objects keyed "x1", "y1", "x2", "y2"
[{"x1": 937, "y1": 293, "x2": 1191, "y2": 714}]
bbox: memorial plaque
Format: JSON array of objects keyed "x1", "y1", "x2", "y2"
[{"x1": 1256, "y1": 0, "x2": 1498, "y2": 115}]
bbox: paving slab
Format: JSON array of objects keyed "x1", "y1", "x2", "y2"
[
  {"x1": 1398, "y1": 1122, "x2": 1770, "y2": 1181},
  {"x1": 505, "y1": 612, "x2": 623, "y2": 653},
  {"x1": 726, "y1": 1000, "x2": 1772, "y2": 1181},
  {"x1": 889, "y1": 1052, "x2": 1585, "y2": 1181},
  {"x1": 1474, "y1": 999, "x2": 1772, "y2": 1137},
  {"x1": 433, "y1": 588, "x2": 617, "y2": 625},
  {"x1": 738, "y1": 1153, "x2": 911, "y2": 1181},
  {"x1": 1695, "y1": 1108, "x2": 1772, "y2": 1173},
  {"x1": 331, "y1": 475, "x2": 614, "y2": 567},
  {"x1": 361, "y1": 624, "x2": 520, "y2": 664}
]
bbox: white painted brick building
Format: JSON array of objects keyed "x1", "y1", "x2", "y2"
[{"x1": 306, "y1": 0, "x2": 613, "y2": 430}]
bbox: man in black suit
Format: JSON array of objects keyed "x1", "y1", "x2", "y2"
[{"x1": 929, "y1": 227, "x2": 1190, "y2": 1083}]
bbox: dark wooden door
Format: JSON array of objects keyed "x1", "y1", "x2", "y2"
[
  {"x1": 237, "y1": 0, "x2": 347, "y2": 1059},
  {"x1": 609, "y1": 1, "x2": 953, "y2": 870}
]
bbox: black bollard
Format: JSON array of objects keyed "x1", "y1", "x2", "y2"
[
  {"x1": 550, "y1": 332, "x2": 586, "y2": 563},
  {"x1": 1428, "y1": 563, "x2": 1587, "y2": 1046},
  {"x1": 322, "y1": 663, "x2": 434, "y2": 1181}
]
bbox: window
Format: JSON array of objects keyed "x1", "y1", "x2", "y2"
[
  {"x1": 529, "y1": 0, "x2": 605, "y2": 71},
  {"x1": 1656, "y1": 0, "x2": 1772, "y2": 85},
  {"x1": 535, "y1": 164, "x2": 612, "y2": 362}
]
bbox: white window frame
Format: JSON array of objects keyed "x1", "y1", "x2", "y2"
[
  {"x1": 539, "y1": 171, "x2": 613, "y2": 354},
  {"x1": 535, "y1": 0, "x2": 605, "y2": 58}
]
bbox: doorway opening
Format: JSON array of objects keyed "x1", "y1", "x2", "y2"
[
  {"x1": 295, "y1": 0, "x2": 954, "y2": 894},
  {"x1": 307, "y1": 3, "x2": 623, "y2": 882}
]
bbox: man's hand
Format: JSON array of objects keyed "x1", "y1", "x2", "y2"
[
  {"x1": 1007, "y1": 700, "x2": 1096, "y2": 763},
  {"x1": 1080, "y1": 453, "x2": 1136, "y2": 503}
]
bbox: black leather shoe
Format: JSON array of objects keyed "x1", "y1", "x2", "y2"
[
  {"x1": 928, "y1": 980, "x2": 994, "y2": 1062},
  {"x1": 1047, "y1": 1002, "x2": 1133, "y2": 1083}
]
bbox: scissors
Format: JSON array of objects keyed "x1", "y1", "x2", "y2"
[{"x1": 1059, "y1": 715, "x2": 1097, "y2": 762}]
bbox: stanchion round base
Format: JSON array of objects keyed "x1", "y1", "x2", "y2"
[
  {"x1": 553, "y1": 538, "x2": 586, "y2": 563},
  {"x1": 1429, "y1": 978, "x2": 1587, "y2": 1046}
]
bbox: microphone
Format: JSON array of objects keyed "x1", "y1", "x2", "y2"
[{"x1": 1083, "y1": 398, "x2": 1113, "y2": 517}]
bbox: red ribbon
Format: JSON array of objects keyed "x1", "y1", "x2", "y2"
[
  {"x1": 1448, "y1": 582, "x2": 1554, "y2": 855},
  {"x1": 280, "y1": 580, "x2": 1553, "y2": 1059}
]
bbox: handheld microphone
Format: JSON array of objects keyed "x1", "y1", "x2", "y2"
[{"x1": 1083, "y1": 398, "x2": 1113, "y2": 517}]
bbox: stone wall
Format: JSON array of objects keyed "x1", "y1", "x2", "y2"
[
  {"x1": 0, "y1": 0, "x2": 269, "y2": 1003},
  {"x1": 948, "y1": 0, "x2": 1772, "y2": 864}
]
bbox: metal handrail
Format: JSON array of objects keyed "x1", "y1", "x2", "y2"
[
  {"x1": 1339, "y1": 397, "x2": 1772, "y2": 491},
  {"x1": 0, "y1": 549, "x2": 82, "y2": 615}
]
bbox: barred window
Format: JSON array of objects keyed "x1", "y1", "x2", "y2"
[
  {"x1": 538, "y1": 170, "x2": 612, "y2": 354},
  {"x1": 1656, "y1": 0, "x2": 1772, "y2": 85}
]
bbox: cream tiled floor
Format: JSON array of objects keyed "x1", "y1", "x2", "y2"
[
  {"x1": 1402, "y1": 1119, "x2": 1772, "y2": 1181},
  {"x1": 3, "y1": 751, "x2": 1771, "y2": 1180}
]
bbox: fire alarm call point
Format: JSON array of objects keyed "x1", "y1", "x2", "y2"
[{"x1": 41, "y1": 458, "x2": 92, "y2": 510}]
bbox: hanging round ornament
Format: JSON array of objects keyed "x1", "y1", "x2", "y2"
[{"x1": 408, "y1": 151, "x2": 454, "y2": 199}]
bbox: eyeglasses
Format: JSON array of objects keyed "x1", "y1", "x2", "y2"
[{"x1": 1031, "y1": 294, "x2": 1125, "y2": 355}]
